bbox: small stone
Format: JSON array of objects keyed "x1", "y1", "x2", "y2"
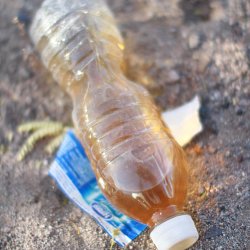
[
  {"x1": 219, "y1": 205, "x2": 226, "y2": 212},
  {"x1": 221, "y1": 97, "x2": 230, "y2": 109},
  {"x1": 237, "y1": 154, "x2": 244, "y2": 163},
  {"x1": 193, "y1": 144, "x2": 203, "y2": 155},
  {"x1": 205, "y1": 225, "x2": 223, "y2": 239},
  {"x1": 210, "y1": 90, "x2": 221, "y2": 101},
  {"x1": 225, "y1": 150, "x2": 230, "y2": 157},
  {"x1": 236, "y1": 108, "x2": 244, "y2": 116},
  {"x1": 199, "y1": 104, "x2": 210, "y2": 121},
  {"x1": 207, "y1": 145, "x2": 216, "y2": 154},
  {"x1": 17, "y1": 8, "x2": 31, "y2": 27},
  {"x1": 188, "y1": 33, "x2": 200, "y2": 49},
  {"x1": 208, "y1": 122, "x2": 219, "y2": 135},
  {"x1": 231, "y1": 22, "x2": 243, "y2": 37},
  {"x1": 246, "y1": 46, "x2": 250, "y2": 61},
  {"x1": 168, "y1": 70, "x2": 180, "y2": 83}
]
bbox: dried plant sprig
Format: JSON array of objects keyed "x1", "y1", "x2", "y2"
[
  {"x1": 18, "y1": 121, "x2": 63, "y2": 133},
  {"x1": 110, "y1": 228, "x2": 120, "y2": 250},
  {"x1": 17, "y1": 121, "x2": 71, "y2": 161},
  {"x1": 45, "y1": 133, "x2": 65, "y2": 154}
]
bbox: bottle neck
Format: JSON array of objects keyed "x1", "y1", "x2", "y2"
[
  {"x1": 67, "y1": 58, "x2": 124, "y2": 100},
  {"x1": 148, "y1": 205, "x2": 185, "y2": 228}
]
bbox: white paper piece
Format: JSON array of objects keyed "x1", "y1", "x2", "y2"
[{"x1": 161, "y1": 96, "x2": 203, "y2": 147}]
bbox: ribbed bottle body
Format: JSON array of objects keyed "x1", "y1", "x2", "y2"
[
  {"x1": 31, "y1": 0, "x2": 188, "y2": 227},
  {"x1": 74, "y1": 74, "x2": 188, "y2": 226}
]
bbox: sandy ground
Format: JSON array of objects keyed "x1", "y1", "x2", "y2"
[{"x1": 0, "y1": 0, "x2": 249, "y2": 249}]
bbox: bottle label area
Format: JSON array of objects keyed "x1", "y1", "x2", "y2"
[{"x1": 49, "y1": 130, "x2": 147, "y2": 247}]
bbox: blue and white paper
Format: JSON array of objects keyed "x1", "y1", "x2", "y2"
[{"x1": 49, "y1": 130, "x2": 147, "y2": 247}]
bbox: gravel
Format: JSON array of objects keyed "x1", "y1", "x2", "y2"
[{"x1": 0, "y1": 0, "x2": 249, "y2": 249}]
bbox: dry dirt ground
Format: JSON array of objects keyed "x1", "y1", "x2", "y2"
[{"x1": 0, "y1": 0, "x2": 249, "y2": 249}]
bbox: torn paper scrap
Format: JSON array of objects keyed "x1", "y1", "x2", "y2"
[
  {"x1": 161, "y1": 96, "x2": 203, "y2": 147},
  {"x1": 49, "y1": 131, "x2": 147, "y2": 247}
]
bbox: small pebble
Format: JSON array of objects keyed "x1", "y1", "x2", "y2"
[
  {"x1": 219, "y1": 205, "x2": 226, "y2": 212},
  {"x1": 221, "y1": 98, "x2": 230, "y2": 109},
  {"x1": 193, "y1": 144, "x2": 203, "y2": 155},
  {"x1": 210, "y1": 90, "x2": 221, "y2": 101},
  {"x1": 188, "y1": 33, "x2": 200, "y2": 49},
  {"x1": 237, "y1": 154, "x2": 244, "y2": 163},
  {"x1": 168, "y1": 70, "x2": 180, "y2": 83},
  {"x1": 17, "y1": 8, "x2": 31, "y2": 28},
  {"x1": 225, "y1": 150, "x2": 230, "y2": 157},
  {"x1": 207, "y1": 145, "x2": 216, "y2": 154},
  {"x1": 236, "y1": 108, "x2": 244, "y2": 116},
  {"x1": 208, "y1": 122, "x2": 219, "y2": 135},
  {"x1": 205, "y1": 225, "x2": 223, "y2": 239}
]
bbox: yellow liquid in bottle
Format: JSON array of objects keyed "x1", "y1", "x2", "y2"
[{"x1": 31, "y1": 0, "x2": 190, "y2": 229}]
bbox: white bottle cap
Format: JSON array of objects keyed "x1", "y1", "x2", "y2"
[{"x1": 150, "y1": 214, "x2": 199, "y2": 250}]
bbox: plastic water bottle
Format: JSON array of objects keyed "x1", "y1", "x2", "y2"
[{"x1": 30, "y1": 0, "x2": 199, "y2": 249}]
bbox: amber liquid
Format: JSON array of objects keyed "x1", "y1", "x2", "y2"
[
  {"x1": 70, "y1": 67, "x2": 189, "y2": 227},
  {"x1": 31, "y1": 0, "x2": 189, "y2": 228},
  {"x1": 98, "y1": 138, "x2": 188, "y2": 227}
]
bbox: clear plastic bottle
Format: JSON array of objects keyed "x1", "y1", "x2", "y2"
[{"x1": 30, "y1": 0, "x2": 199, "y2": 249}]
